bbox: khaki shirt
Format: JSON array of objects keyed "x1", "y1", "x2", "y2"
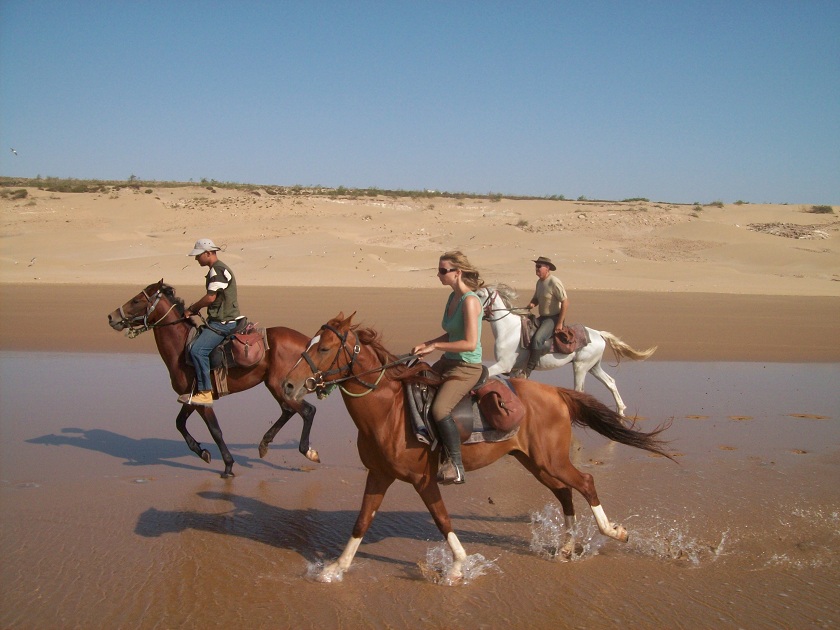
[{"x1": 531, "y1": 275, "x2": 567, "y2": 317}]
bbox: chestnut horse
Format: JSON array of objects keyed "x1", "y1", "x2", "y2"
[
  {"x1": 282, "y1": 312, "x2": 673, "y2": 583},
  {"x1": 107, "y1": 280, "x2": 318, "y2": 477}
]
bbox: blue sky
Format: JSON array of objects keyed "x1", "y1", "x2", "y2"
[{"x1": 1, "y1": 1, "x2": 838, "y2": 204}]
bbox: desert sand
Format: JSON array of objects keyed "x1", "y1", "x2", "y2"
[{"x1": 0, "y1": 184, "x2": 838, "y2": 294}]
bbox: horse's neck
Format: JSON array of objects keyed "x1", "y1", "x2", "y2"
[
  {"x1": 152, "y1": 310, "x2": 190, "y2": 367},
  {"x1": 340, "y1": 351, "x2": 405, "y2": 435},
  {"x1": 489, "y1": 301, "x2": 522, "y2": 338}
]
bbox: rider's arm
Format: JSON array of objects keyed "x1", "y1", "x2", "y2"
[
  {"x1": 556, "y1": 296, "x2": 568, "y2": 331},
  {"x1": 185, "y1": 292, "x2": 217, "y2": 316}
]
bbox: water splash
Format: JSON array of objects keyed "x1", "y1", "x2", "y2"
[
  {"x1": 528, "y1": 503, "x2": 728, "y2": 565},
  {"x1": 304, "y1": 560, "x2": 346, "y2": 583},
  {"x1": 529, "y1": 504, "x2": 605, "y2": 562},
  {"x1": 417, "y1": 544, "x2": 501, "y2": 586},
  {"x1": 628, "y1": 524, "x2": 729, "y2": 565}
]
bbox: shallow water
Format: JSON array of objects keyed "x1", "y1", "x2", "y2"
[{"x1": 1, "y1": 352, "x2": 838, "y2": 629}]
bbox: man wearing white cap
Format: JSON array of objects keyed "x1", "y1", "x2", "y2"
[{"x1": 178, "y1": 238, "x2": 241, "y2": 406}]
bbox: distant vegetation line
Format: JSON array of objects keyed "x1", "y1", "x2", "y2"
[
  {"x1": 1, "y1": 176, "x2": 831, "y2": 211},
  {"x1": 0, "y1": 175, "x2": 684, "y2": 205}
]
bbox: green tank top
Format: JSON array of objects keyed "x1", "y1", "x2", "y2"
[{"x1": 441, "y1": 291, "x2": 483, "y2": 363}]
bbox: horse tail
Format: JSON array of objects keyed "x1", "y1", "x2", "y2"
[
  {"x1": 558, "y1": 388, "x2": 675, "y2": 461},
  {"x1": 599, "y1": 330, "x2": 657, "y2": 366}
]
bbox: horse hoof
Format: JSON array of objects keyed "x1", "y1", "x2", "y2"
[
  {"x1": 306, "y1": 448, "x2": 321, "y2": 463},
  {"x1": 614, "y1": 524, "x2": 629, "y2": 543},
  {"x1": 258, "y1": 442, "x2": 268, "y2": 459},
  {"x1": 221, "y1": 470, "x2": 235, "y2": 479},
  {"x1": 200, "y1": 450, "x2": 212, "y2": 464}
]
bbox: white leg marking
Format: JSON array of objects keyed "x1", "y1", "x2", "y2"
[
  {"x1": 446, "y1": 531, "x2": 467, "y2": 584},
  {"x1": 561, "y1": 514, "x2": 577, "y2": 557},
  {"x1": 318, "y1": 536, "x2": 363, "y2": 583},
  {"x1": 590, "y1": 504, "x2": 628, "y2": 542}
]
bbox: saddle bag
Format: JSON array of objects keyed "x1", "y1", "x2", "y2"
[
  {"x1": 471, "y1": 379, "x2": 525, "y2": 432},
  {"x1": 227, "y1": 322, "x2": 266, "y2": 368}
]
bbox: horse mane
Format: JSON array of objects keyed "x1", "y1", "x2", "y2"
[
  {"x1": 351, "y1": 324, "x2": 436, "y2": 382},
  {"x1": 492, "y1": 283, "x2": 518, "y2": 309},
  {"x1": 160, "y1": 283, "x2": 186, "y2": 315}
]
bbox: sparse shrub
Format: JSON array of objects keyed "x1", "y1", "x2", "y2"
[
  {"x1": 577, "y1": 195, "x2": 587, "y2": 201},
  {"x1": 144, "y1": 188, "x2": 153, "y2": 194},
  {"x1": 707, "y1": 200, "x2": 724, "y2": 208},
  {"x1": 516, "y1": 219, "x2": 529, "y2": 228},
  {"x1": 622, "y1": 197, "x2": 649, "y2": 202},
  {"x1": 808, "y1": 205, "x2": 834, "y2": 214},
  {"x1": 693, "y1": 204, "x2": 703, "y2": 213},
  {"x1": 734, "y1": 200, "x2": 748, "y2": 205},
  {"x1": 0, "y1": 188, "x2": 28, "y2": 199}
]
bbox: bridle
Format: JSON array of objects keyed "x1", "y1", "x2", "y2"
[
  {"x1": 299, "y1": 323, "x2": 415, "y2": 399},
  {"x1": 480, "y1": 288, "x2": 524, "y2": 322},
  {"x1": 116, "y1": 287, "x2": 182, "y2": 338}
]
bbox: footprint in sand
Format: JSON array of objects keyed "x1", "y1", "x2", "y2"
[
  {"x1": 685, "y1": 415, "x2": 709, "y2": 420},
  {"x1": 729, "y1": 415, "x2": 753, "y2": 421},
  {"x1": 718, "y1": 445, "x2": 738, "y2": 451},
  {"x1": 786, "y1": 413, "x2": 829, "y2": 420}
]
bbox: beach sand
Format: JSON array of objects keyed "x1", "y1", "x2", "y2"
[{"x1": 1, "y1": 186, "x2": 838, "y2": 628}]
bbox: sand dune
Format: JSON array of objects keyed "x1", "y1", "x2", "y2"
[{"x1": 1, "y1": 186, "x2": 838, "y2": 296}]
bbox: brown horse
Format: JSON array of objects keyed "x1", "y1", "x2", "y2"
[
  {"x1": 107, "y1": 280, "x2": 318, "y2": 478},
  {"x1": 282, "y1": 312, "x2": 674, "y2": 583}
]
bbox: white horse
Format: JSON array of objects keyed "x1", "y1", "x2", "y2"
[{"x1": 475, "y1": 284, "x2": 656, "y2": 416}]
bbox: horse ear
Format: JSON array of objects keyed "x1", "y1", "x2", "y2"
[
  {"x1": 345, "y1": 311, "x2": 356, "y2": 325},
  {"x1": 157, "y1": 278, "x2": 164, "y2": 288}
]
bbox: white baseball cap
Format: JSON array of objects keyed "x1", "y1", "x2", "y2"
[{"x1": 188, "y1": 238, "x2": 221, "y2": 256}]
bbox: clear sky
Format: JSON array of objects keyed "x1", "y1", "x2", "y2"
[{"x1": 1, "y1": 1, "x2": 838, "y2": 204}]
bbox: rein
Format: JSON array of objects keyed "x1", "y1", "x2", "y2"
[
  {"x1": 481, "y1": 289, "x2": 529, "y2": 322},
  {"x1": 302, "y1": 324, "x2": 416, "y2": 399}
]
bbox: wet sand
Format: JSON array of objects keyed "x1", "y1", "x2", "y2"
[
  {"x1": 3, "y1": 283, "x2": 840, "y2": 361},
  {"x1": 1, "y1": 284, "x2": 839, "y2": 628}
]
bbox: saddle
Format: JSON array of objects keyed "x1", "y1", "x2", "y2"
[
  {"x1": 185, "y1": 318, "x2": 270, "y2": 396},
  {"x1": 521, "y1": 315, "x2": 590, "y2": 355},
  {"x1": 404, "y1": 366, "x2": 524, "y2": 451}
]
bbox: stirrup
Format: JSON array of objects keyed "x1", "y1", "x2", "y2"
[{"x1": 437, "y1": 458, "x2": 465, "y2": 485}]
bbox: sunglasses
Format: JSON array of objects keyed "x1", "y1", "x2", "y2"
[{"x1": 438, "y1": 268, "x2": 458, "y2": 275}]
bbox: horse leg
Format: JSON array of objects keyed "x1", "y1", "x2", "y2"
[
  {"x1": 415, "y1": 478, "x2": 468, "y2": 584},
  {"x1": 195, "y1": 406, "x2": 236, "y2": 478},
  {"x1": 587, "y1": 363, "x2": 627, "y2": 417},
  {"x1": 317, "y1": 470, "x2": 394, "y2": 583},
  {"x1": 258, "y1": 408, "x2": 293, "y2": 459},
  {"x1": 296, "y1": 400, "x2": 319, "y2": 462},
  {"x1": 515, "y1": 453, "x2": 628, "y2": 544},
  {"x1": 258, "y1": 401, "x2": 320, "y2": 462},
  {"x1": 552, "y1": 487, "x2": 578, "y2": 558},
  {"x1": 175, "y1": 404, "x2": 213, "y2": 465},
  {"x1": 556, "y1": 465, "x2": 627, "y2": 542}
]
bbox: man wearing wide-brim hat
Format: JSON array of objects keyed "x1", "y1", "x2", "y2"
[{"x1": 522, "y1": 256, "x2": 568, "y2": 377}]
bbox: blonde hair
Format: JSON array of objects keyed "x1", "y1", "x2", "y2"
[{"x1": 440, "y1": 250, "x2": 485, "y2": 291}]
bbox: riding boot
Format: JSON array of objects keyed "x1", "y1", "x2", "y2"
[
  {"x1": 523, "y1": 348, "x2": 540, "y2": 378},
  {"x1": 436, "y1": 416, "x2": 465, "y2": 485}
]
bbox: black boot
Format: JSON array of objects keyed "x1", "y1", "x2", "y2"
[{"x1": 436, "y1": 416, "x2": 465, "y2": 485}]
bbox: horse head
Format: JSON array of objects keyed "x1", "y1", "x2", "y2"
[
  {"x1": 284, "y1": 311, "x2": 359, "y2": 401},
  {"x1": 107, "y1": 279, "x2": 184, "y2": 335}
]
